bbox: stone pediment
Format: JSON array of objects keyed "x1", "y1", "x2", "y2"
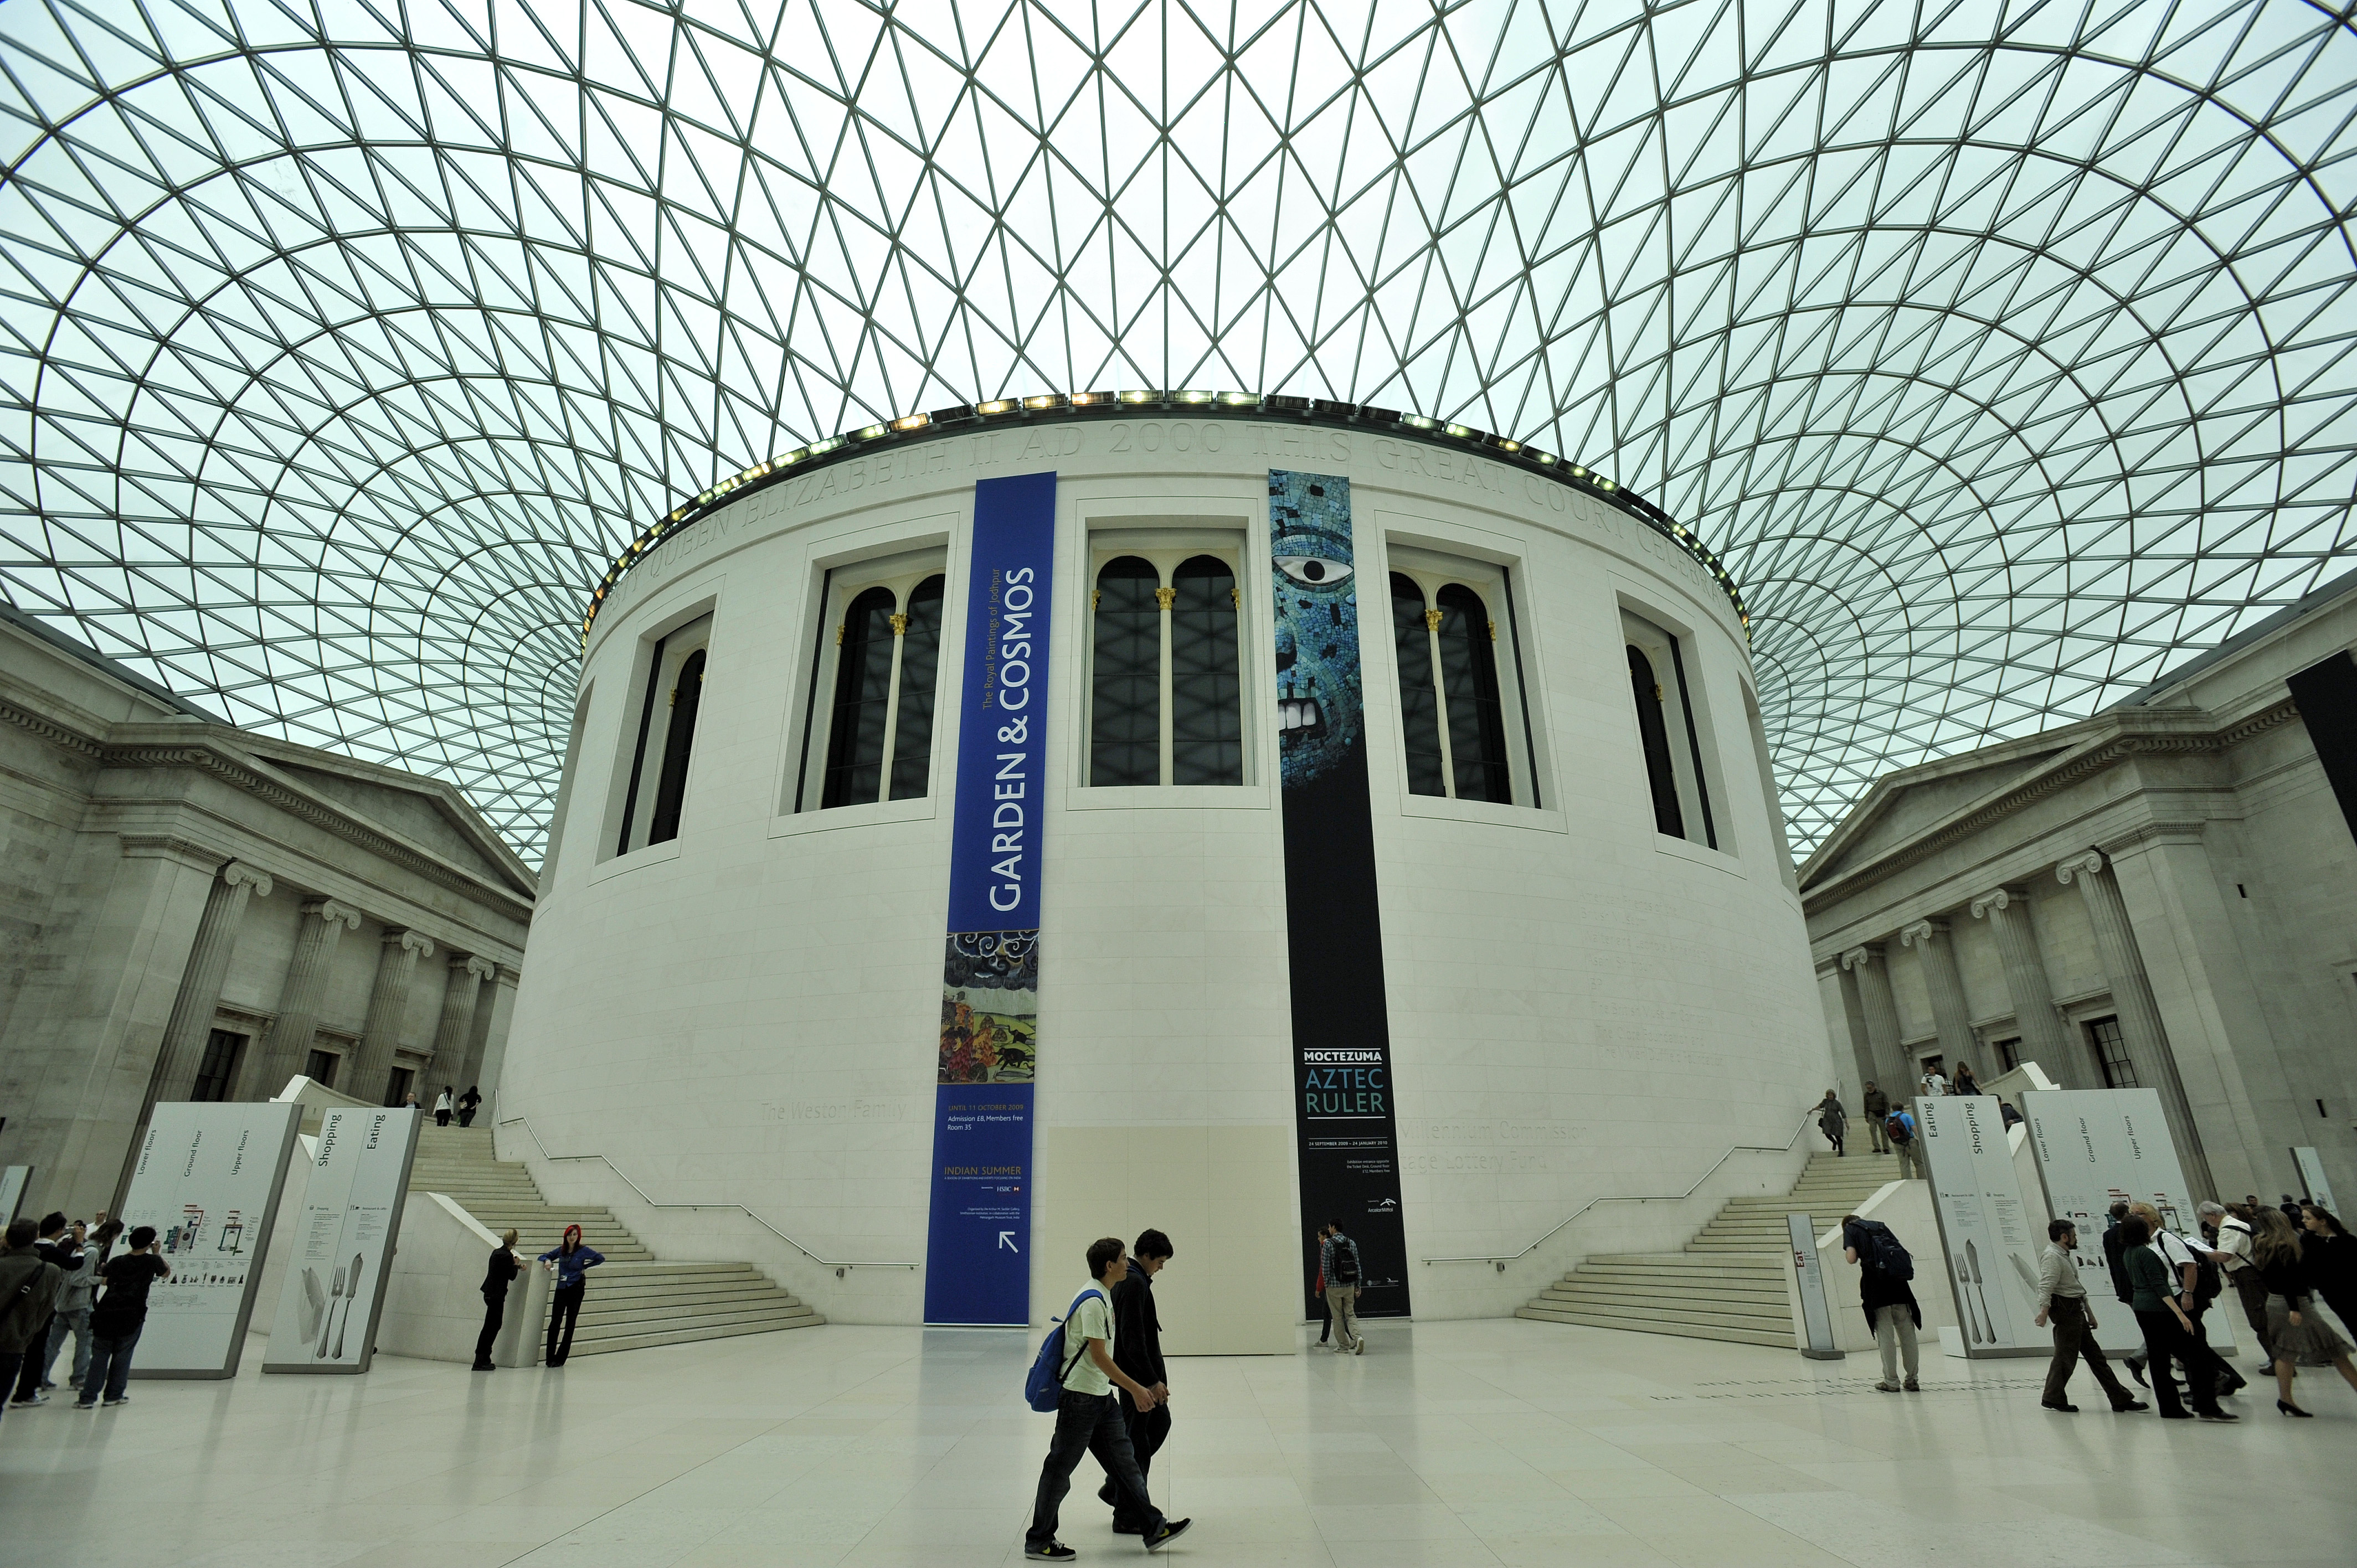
[
  {"x1": 247, "y1": 746, "x2": 534, "y2": 896},
  {"x1": 1803, "y1": 746, "x2": 2071, "y2": 886}
]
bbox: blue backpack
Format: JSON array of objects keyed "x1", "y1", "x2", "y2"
[{"x1": 1023, "y1": 1287, "x2": 1105, "y2": 1412}]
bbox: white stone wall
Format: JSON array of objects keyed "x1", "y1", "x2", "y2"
[{"x1": 507, "y1": 416, "x2": 1832, "y2": 1334}]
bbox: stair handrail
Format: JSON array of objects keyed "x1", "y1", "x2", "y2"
[
  {"x1": 1421, "y1": 1107, "x2": 1820, "y2": 1266},
  {"x1": 493, "y1": 1115, "x2": 921, "y2": 1270}
]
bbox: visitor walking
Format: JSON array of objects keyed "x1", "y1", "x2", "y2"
[
  {"x1": 38, "y1": 1218, "x2": 97, "y2": 1394},
  {"x1": 10, "y1": 1212, "x2": 84, "y2": 1407},
  {"x1": 433, "y1": 1085, "x2": 455, "y2": 1127},
  {"x1": 78, "y1": 1225, "x2": 169, "y2": 1409},
  {"x1": 457, "y1": 1085, "x2": 483, "y2": 1127},
  {"x1": 538, "y1": 1223, "x2": 604, "y2": 1366},
  {"x1": 1919, "y1": 1065, "x2": 1948, "y2": 1098},
  {"x1": 1815, "y1": 1090, "x2": 1847, "y2": 1157},
  {"x1": 1885, "y1": 1102, "x2": 1920, "y2": 1180},
  {"x1": 2253, "y1": 1208, "x2": 2357, "y2": 1416},
  {"x1": 1099, "y1": 1229, "x2": 1174, "y2": 1535},
  {"x1": 2299, "y1": 1204, "x2": 2356, "y2": 1334},
  {"x1": 2121, "y1": 1215, "x2": 2235, "y2": 1420},
  {"x1": 1842, "y1": 1214, "x2": 1921, "y2": 1391},
  {"x1": 1950, "y1": 1062, "x2": 1980, "y2": 1097},
  {"x1": 2204, "y1": 1201, "x2": 2273, "y2": 1370},
  {"x1": 2132, "y1": 1201, "x2": 2241, "y2": 1399},
  {"x1": 1022, "y1": 1236, "x2": 1189, "y2": 1561},
  {"x1": 473, "y1": 1228, "x2": 522, "y2": 1371},
  {"x1": 1313, "y1": 1227, "x2": 1332, "y2": 1348},
  {"x1": 1321, "y1": 1220, "x2": 1365, "y2": 1355},
  {"x1": 0, "y1": 1220, "x2": 64, "y2": 1430},
  {"x1": 1861, "y1": 1081, "x2": 1890, "y2": 1154},
  {"x1": 2032, "y1": 1219, "x2": 2145, "y2": 1413}
]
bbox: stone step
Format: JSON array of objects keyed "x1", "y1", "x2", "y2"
[
  {"x1": 561, "y1": 1311, "x2": 825, "y2": 1358},
  {"x1": 1533, "y1": 1294, "x2": 1795, "y2": 1335},
  {"x1": 1548, "y1": 1275, "x2": 1789, "y2": 1303},
  {"x1": 1515, "y1": 1303, "x2": 1795, "y2": 1348}
]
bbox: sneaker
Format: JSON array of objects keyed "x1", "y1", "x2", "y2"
[
  {"x1": 1144, "y1": 1519, "x2": 1192, "y2": 1552},
  {"x1": 1875, "y1": 1381, "x2": 1901, "y2": 1392},
  {"x1": 10, "y1": 1394, "x2": 48, "y2": 1407},
  {"x1": 101, "y1": 1395, "x2": 128, "y2": 1407},
  {"x1": 72, "y1": 1401, "x2": 96, "y2": 1411},
  {"x1": 38, "y1": 1380, "x2": 55, "y2": 1390},
  {"x1": 1902, "y1": 1378, "x2": 1920, "y2": 1391},
  {"x1": 1352, "y1": 1340, "x2": 1365, "y2": 1355},
  {"x1": 1023, "y1": 1543, "x2": 1076, "y2": 1561}
]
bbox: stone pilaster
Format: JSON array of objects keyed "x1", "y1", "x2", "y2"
[
  {"x1": 1840, "y1": 943, "x2": 1910, "y2": 1098},
  {"x1": 430, "y1": 952, "x2": 497, "y2": 1086},
  {"x1": 241, "y1": 899, "x2": 361, "y2": 1098},
  {"x1": 470, "y1": 963, "x2": 523, "y2": 1124},
  {"x1": 1969, "y1": 887, "x2": 2070, "y2": 1081},
  {"x1": 2057, "y1": 849, "x2": 2217, "y2": 1200},
  {"x1": 1898, "y1": 917, "x2": 1977, "y2": 1074},
  {"x1": 147, "y1": 860, "x2": 273, "y2": 1109},
  {"x1": 351, "y1": 927, "x2": 434, "y2": 1104}
]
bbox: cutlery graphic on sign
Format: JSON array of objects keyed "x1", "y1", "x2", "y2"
[
  {"x1": 332, "y1": 1251, "x2": 363, "y2": 1358},
  {"x1": 1953, "y1": 1254, "x2": 1983, "y2": 1342},
  {"x1": 297, "y1": 1267, "x2": 326, "y2": 1343},
  {"x1": 316, "y1": 1265, "x2": 344, "y2": 1357},
  {"x1": 1965, "y1": 1240, "x2": 1996, "y2": 1341}
]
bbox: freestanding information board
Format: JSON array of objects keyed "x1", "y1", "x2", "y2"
[
  {"x1": 2021, "y1": 1087, "x2": 2196, "y2": 1357},
  {"x1": 1915, "y1": 1094, "x2": 2042, "y2": 1357},
  {"x1": 120, "y1": 1101, "x2": 302, "y2": 1378},
  {"x1": 263, "y1": 1106, "x2": 421, "y2": 1374}
]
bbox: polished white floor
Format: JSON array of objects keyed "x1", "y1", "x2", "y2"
[{"x1": 3, "y1": 1316, "x2": 2351, "y2": 1567}]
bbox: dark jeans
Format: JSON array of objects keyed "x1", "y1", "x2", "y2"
[
  {"x1": 2042, "y1": 1296, "x2": 2134, "y2": 1407},
  {"x1": 2134, "y1": 1308, "x2": 2225, "y2": 1416},
  {"x1": 80, "y1": 1324, "x2": 141, "y2": 1404},
  {"x1": 475, "y1": 1292, "x2": 505, "y2": 1365},
  {"x1": 547, "y1": 1283, "x2": 584, "y2": 1364},
  {"x1": 435, "y1": 1110, "x2": 452, "y2": 1127},
  {"x1": 12, "y1": 1318, "x2": 53, "y2": 1397},
  {"x1": 457, "y1": 1108, "x2": 477, "y2": 1127},
  {"x1": 0, "y1": 1352, "x2": 18, "y2": 1426},
  {"x1": 1109, "y1": 1392, "x2": 1174, "y2": 1531},
  {"x1": 1028, "y1": 1390, "x2": 1161, "y2": 1549}
]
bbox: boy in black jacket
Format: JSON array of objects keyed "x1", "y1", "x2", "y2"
[{"x1": 1099, "y1": 1229, "x2": 1175, "y2": 1535}]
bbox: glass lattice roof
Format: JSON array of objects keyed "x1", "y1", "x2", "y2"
[{"x1": 4, "y1": 1, "x2": 2353, "y2": 864}]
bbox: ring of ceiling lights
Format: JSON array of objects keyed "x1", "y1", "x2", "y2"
[
  {"x1": 585, "y1": 389, "x2": 1744, "y2": 643},
  {"x1": 3, "y1": 2, "x2": 2353, "y2": 867}
]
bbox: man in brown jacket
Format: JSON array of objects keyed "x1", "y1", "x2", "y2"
[
  {"x1": 0, "y1": 1219, "x2": 65, "y2": 1431},
  {"x1": 1861, "y1": 1082, "x2": 1891, "y2": 1154}
]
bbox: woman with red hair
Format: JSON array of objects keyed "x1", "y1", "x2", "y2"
[{"x1": 536, "y1": 1224, "x2": 605, "y2": 1367}]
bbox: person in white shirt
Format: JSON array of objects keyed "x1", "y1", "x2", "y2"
[
  {"x1": 2201, "y1": 1200, "x2": 2271, "y2": 1369},
  {"x1": 1921, "y1": 1069, "x2": 1948, "y2": 1097},
  {"x1": 433, "y1": 1085, "x2": 455, "y2": 1127},
  {"x1": 1022, "y1": 1238, "x2": 1191, "y2": 1561}
]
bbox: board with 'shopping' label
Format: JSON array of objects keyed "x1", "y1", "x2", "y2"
[{"x1": 263, "y1": 1106, "x2": 421, "y2": 1374}]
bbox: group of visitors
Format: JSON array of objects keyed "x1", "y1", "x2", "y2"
[
  {"x1": 1816, "y1": 1076, "x2": 2021, "y2": 1175},
  {"x1": 0, "y1": 1211, "x2": 169, "y2": 1416},
  {"x1": 469, "y1": 1223, "x2": 606, "y2": 1371},
  {"x1": 432, "y1": 1085, "x2": 483, "y2": 1128},
  {"x1": 1844, "y1": 1192, "x2": 2356, "y2": 1420}
]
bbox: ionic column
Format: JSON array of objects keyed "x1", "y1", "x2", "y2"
[
  {"x1": 1840, "y1": 944, "x2": 1910, "y2": 1097},
  {"x1": 240, "y1": 899, "x2": 363, "y2": 1099},
  {"x1": 430, "y1": 952, "x2": 497, "y2": 1084},
  {"x1": 2057, "y1": 850, "x2": 2216, "y2": 1200},
  {"x1": 146, "y1": 860, "x2": 273, "y2": 1108},
  {"x1": 1898, "y1": 917, "x2": 1977, "y2": 1074},
  {"x1": 1969, "y1": 888, "x2": 2070, "y2": 1080},
  {"x1": 470, "y1": 963, "x2": 523, "y2": 1125},
  {"x1": 350, "y1": 927, "x2": 434, "y2": 1104}
]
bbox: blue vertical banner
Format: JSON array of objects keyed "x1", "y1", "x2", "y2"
[{"x1": 924, "y1": 471, "x2": 1057, "y2": 1324}]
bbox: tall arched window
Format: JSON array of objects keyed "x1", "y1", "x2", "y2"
[
  {"x1": 1392, "y1": 573, "x2": 1446, "y2": 796},
  {"x1": 1170, "y1": 555, "x2": 1242, "y2": 785},
  {"x1": 646, "y1": 647, "x2": 704, "y2": 843},
  {"x1": 888, "y1": 575, "x2": 945, "y2": 800},
  {"x1": 1627, "y1": 643, "x2": 1685, "y2": 837},
  {"x1": 1434, "y1": 585, "x2": 1510, "y2": 802},
  {"x1": 1090, "y1": 556, "x2": 1161, "y2": 786},
  {"x1": 822, "y1": 586, "x2": 897, "y2": 807},
  {"x1": 1391, "y1": 572, "x2": 1515, "y2": 804}
]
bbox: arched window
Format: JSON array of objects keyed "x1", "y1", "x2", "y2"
[
  {"x1": 888, "y1": 575, "x2": 945, "y2": 800},
  {"x1": 1435, "y1": 584, "x2": 1510, "y2": 803},
  {"x1": 1627, "y1": 643, "x2": 1685, "y2": 837},
  {"x1": 1090, "y1": 555, "x2": 1161, "y2": 786},
  {"x1": 1391, "y1": 575, "x2": 1514, "y2": 804},
  {"x1": 646, "y1": 647, "x2": 704, "y2": 843},
  {"x1": 1391, "y1": 574, "x2": 1446, "y2": 796},
  {"x1": 822, "y1": 586, "x2": 897, "y2": 807},
  {"x1": 1170, "y1": 555, "x2": 1242, "y2": 785}
]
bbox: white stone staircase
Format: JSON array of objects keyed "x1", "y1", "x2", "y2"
[
  {"x1": 1518, "y1": 1150, "x2": 1902, "y2": 1347},
  {"x1": 409, "y1": 1126, "x2": 823, "y2": 1358}
]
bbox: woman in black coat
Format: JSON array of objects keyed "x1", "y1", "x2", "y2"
[{"x1": 472, "y1": 1228, "x2": 522, "y2": 1371}]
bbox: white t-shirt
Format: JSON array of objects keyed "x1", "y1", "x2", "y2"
[
  {"x1": 435, "y1": 1091, "x2": 453, "y2": 1112},
  {"x1": 1059, "y1": 1286, "x2": 1115, "y2": 1396},
  {"x1": 2212, "y1": 1216, "x2": 2255, "y2": 1275},
  {"x1": 2149, "y1": 1229, "x2": 2199, "y2": 1289},
  {"x1": 1923, "y1": 1074, "x2": 1948, "y2": 1096}
]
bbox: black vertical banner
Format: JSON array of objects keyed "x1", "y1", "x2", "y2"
[{"x1": 1269, "y1": 470, "x2": 1411, "y2": 1318}]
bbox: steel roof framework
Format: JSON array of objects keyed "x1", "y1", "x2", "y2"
[{"x1": 2, "y1": 0, "x2": 2352, "y2": 863}]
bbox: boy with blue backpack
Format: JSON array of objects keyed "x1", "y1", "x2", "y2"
[{"x1": 1023, "y1": 1236, "x2": 1192, "y2": 1560}]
